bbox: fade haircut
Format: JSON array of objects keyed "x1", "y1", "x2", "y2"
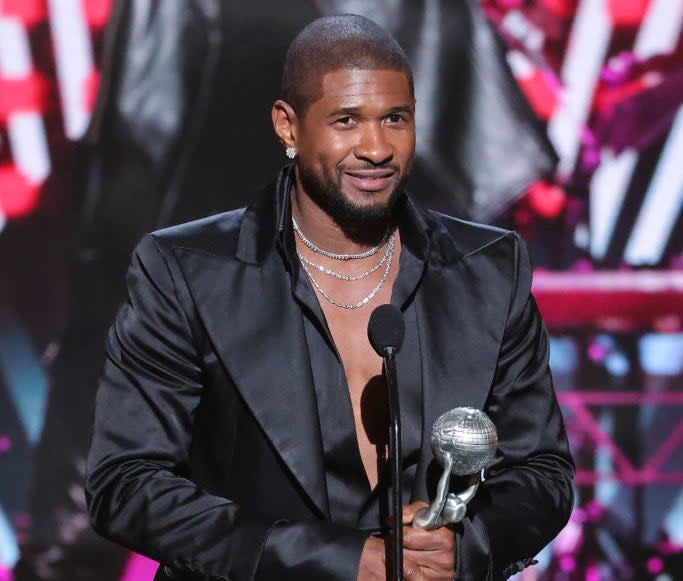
[{"x1": 281, "y1": 14, "x2": 414, "y2": 116}]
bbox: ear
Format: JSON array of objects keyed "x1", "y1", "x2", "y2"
[{"x1": 272, "y1": 99, "x2": 298, "y2": 149}]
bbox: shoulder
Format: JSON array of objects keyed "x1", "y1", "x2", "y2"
[
  {"x1": 419, "y1": 206, "x2": 522, "y2": 263},
  {"x1": 145, "y1": 208, "x2": 247, "y2": 258}
]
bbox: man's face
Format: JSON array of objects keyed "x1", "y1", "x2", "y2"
[{"x1": 293, "y1": 68, "x2": 416, "y2": 225}]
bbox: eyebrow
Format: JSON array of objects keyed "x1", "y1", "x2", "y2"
[{"x1": 327, "y1": 105, "x2": 415, "y2": 118}]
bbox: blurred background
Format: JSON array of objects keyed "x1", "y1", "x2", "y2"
[{"x1": 0, "y1": 0, "x2": 681, "y2": 580}]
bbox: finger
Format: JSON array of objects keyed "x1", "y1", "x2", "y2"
[
  {"x1": 404, "y1": 548, "x2": 455, "y2": 574},
  {"x1": 402, "y1": 501, "x2": 430, "y2": 524},
  {"x1": 403, "y1": 557, "x2": 453, "y2": 581},
  {"x1": 403, "y1": 557, "x2": 427, "y2": 581},
  {"x1": 403, "y1": 526, "x2": 455, "y2": 552}
]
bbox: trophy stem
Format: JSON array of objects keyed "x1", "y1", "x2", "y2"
[{"x1": 412, "y1": 455, "x2": 453, "y2": 529}]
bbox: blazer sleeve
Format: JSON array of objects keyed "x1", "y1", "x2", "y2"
[
  {"x1": 85, "y1": 234, "x2": 368, "y2": 581},
  {"x1": 455, "y1": 234, "x2": 575, "y2": 581}
]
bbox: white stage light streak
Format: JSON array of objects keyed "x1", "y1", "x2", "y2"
[
  {"x1": 8, "y1": 114, "x2": 51, "y2": 183},
  {"x1": 665, "y1": 490, "x2": 683, "y2": 544},
  {"x1": 624, "y1": 107, "x2": 683, "y2": 265},
  {"x1": 0, "y1": 17, "x2": 32, "y2": 76},
  {"x1": 547, "y1": 0, "x2": 612, "y2": 177},
  {"x1": 48, "y1": 0, "x2": 94, "y2": 139},
  {"x1": 506, "y1": 49, "x2": 534, "y2": 80},
  {"x1": 619, "y1": 0, "x2": 683, "y2": 265},
  {"x1": 634, "y1": 0, "x2": 683, "y2": 59},
  {"x1": 589, "y1": 149, "x2": 639, "y2": 260},
  {"x1": 0, "y1": 17, "x2": 51, "y2": 183},
  {"x1": 590, "y1": 0, "x2": 682, "y2": 263},
  {"x1": 0, "y1": 506, "x2": 19, "y2": 567}
]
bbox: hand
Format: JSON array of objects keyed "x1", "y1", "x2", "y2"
[
  {"x1": 402, "y1": 501, "x2": 456, "y2": 580},
  {"x1": 356, "y1": 535, "x2": 387, "y2": 581}
]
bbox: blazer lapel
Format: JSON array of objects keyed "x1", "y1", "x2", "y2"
[
  {"x1": 412, "y1": 252, "x2": 509, "y2": 500},
  {"x1": 171, "y1": 171, "x2": 330, "y2": 518}
]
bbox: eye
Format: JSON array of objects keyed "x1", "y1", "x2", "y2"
[
  {"x1": 386, "y1": 113, "x2": 408, "y2": 125},
  {"x1": 334, "y1": 116, "x2": 355, "y2": 127}
]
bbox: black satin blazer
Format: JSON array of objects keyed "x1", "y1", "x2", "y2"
[{"x1": 85, "y1": 167, "x2": 574, "y2": 581}]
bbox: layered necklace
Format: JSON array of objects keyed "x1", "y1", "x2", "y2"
[{"x1": 292, "y1": 216, "x2": 395, "y2": 309}]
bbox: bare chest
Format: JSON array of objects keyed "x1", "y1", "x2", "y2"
[{"x1": 317, "y1": 283, "x2": 396, "y2": 488}]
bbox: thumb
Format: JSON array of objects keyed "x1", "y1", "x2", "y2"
[{"x1": 402, "y1": 501, "x2": 429, "y2": 525}]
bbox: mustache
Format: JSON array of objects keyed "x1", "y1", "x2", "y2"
[{"x1": 340, "y1": 163, "x2": 400, "y2": 173}]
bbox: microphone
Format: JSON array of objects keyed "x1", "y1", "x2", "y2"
[
  {"x1": 368, "y1": 304, "x2": 405, "y2": 581},
  {"x1": 368, "y1": 304, "x2": 405, "y2": 358}
]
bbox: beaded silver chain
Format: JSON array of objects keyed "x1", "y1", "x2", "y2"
[
  {"x1": 297, "y1": 233, "x2": 395, "y2": 281},
  {"x1": 299, "y1": 239, "x2": 395, "y2": 309},
  {"x1": 292, "y1": 216, "x2": 385, "y2": 260}
]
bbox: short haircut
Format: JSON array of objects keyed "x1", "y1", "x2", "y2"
[{"x1": 281, "y1": 14, "x2": 413, "y2": 116}]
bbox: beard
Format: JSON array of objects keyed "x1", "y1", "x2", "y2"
[{"x1": 296, "y1": 162, "x2": 406, "y2": 245}]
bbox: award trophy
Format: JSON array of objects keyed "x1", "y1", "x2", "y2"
[{"x1": 413, "y1": 407, "x2": 498, "y2": 530}]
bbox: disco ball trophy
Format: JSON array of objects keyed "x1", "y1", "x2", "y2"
[{"x1": 413, "y1": 407, "x2": 498, "y2": 530}]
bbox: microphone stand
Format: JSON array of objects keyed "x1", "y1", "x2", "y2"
[
  {"x1": 383, "y1": 346, "x2": 403, "y2": 581},
  {"x1": 368, "y1": 303, "x2": 405, "y2": 581}
]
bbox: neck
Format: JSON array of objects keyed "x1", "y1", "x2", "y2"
[{"x1": 290, "y1": 183, "x2": 394, "y2": 256}]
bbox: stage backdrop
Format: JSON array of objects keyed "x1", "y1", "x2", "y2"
[{"x1": 1, "y1": 1, "x2": 681, "y2": 580}]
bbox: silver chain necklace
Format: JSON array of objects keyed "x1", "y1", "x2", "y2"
[
  {"x1": 299, "y1": 234, "x2": 395, "y2": 309},
  {"x1": 292, "y1": 216, "x2": 385, "y2": 260},
  {"x1": 297, "y1": 233, "x2": 395, "y2": 281}
]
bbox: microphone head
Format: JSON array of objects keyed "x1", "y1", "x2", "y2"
[{"x1": 368, "y1": 304, "x2": 405, "y2": 356}]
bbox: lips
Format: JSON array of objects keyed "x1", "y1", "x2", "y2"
[{"x1": 344, "y1": 170, "x2": 396, "y2": 192}]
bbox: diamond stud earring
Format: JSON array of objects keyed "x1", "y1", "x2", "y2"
[{"x1": 285, "y1": 146, "x2": 297, "y2": 159}]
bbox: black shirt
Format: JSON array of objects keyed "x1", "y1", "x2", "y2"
[{"x1": 282, "y1": 196, "x2": 429, "y2": 532}]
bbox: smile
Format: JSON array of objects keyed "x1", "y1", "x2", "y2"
[{"x1": 343, "y1": 170, "x2": 396, "y2": 192}]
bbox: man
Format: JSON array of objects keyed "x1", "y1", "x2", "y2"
[
  {"x1": 17, "y1": 3, "x2": 557, "y2": 578},
  {"x1": 85, "y1": 15, "x2": 574, "y2": 581}
]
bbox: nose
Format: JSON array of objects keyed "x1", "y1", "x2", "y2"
[{"x1": 353, "y1": 123, "x2": 393, "y2": 165}]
